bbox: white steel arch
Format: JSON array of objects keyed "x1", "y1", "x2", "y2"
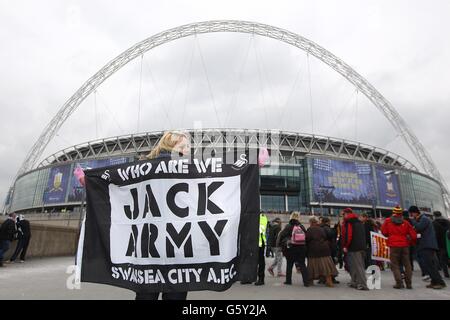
[{"x1": 14, "y1": 20, "x2": 449, "y2": 209}]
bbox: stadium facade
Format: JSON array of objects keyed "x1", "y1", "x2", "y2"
[{"x1": 5, "y1": 129, "x2": 448, "y2": 218}]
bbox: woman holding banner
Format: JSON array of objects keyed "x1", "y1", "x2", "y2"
[
  {"x1": 135, "y1": 131, "x2": 191, "y2": 300},
  {"x1": 75, "y1": 131, "x2": 191, "y2": 300}
]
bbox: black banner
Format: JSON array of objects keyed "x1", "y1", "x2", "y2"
[{"x1": 76, "y1": 155, "x2": 260, "y2": 293}]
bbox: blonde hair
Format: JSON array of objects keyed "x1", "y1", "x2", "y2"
[
  {"x1": 146, "y1": 131, "x2": 189, "y2": 160},
  {"x1": 309, "y1": 217, "x2": 319, "y2": 226},
  {"x1": 290, "y1": 211, "x2": 300, "y2": 221}
]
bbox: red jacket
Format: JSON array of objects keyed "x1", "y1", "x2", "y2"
[{"x1": 381, "y1": 215, "x2": 417, "y2": 247}]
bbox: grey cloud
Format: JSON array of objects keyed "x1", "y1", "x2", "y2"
[{"x1": 1, "y1": 0, "x2": 450, "y2": 204}]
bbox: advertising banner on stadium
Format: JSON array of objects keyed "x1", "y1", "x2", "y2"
[
  {"x1": 76, "y1": 155, "x2": 260, "y2": 293},
  {"x1": 311, "y1": 158, "x2": 376, "y2": 205},
  {"x1": 68, "y1": 157, "x2": 129, "y2": 202},
  {"x1": 371, "y1": 231, "x2": 390, "y2": 262},
  {"x1": 375, "y1": 166, "x2": 401, "y2": 207},
  {"x1": 43, "y1": 164, "x2": 72, "y2": 204}
]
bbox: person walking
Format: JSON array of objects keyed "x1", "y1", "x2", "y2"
[
  {"x1": 267, "y1": 218, "x2": 285, "y2": 277},
  {"x1": 341, "y1": 208, "x2": 369, "y2": 291},
  {"x1": 306, "y1": 217, "x2": 338, "y2": 287},
  {"x1": 254, "y1": 213, "x2": 269, "y2": 286},
  {"x1": 334, "y1": 214, "x2": 345, "y2": 270},
  {"x1": 9, "y1": 215, "x2": 32, "y2": 263},
  {"x1": 381, "y1": 206, "x2": 417, "y2": 289},
  {"x1": 432, "y1": 211, "x2": 450, "y2": 278},
  {"x1": 321, "y1": 217, "x2": 340, "y2": 284},
  {"x1": 359, "y1": 213, "x2": 375, "y2": 268},
  {"x1": 0, "y1": 213, "x2": 17, "y2": 267},
  {"x1": 409, "y1": 206, "x2": 446, "y2": 289},
  {"x1": 403, "y1": 210, "x2": 417, "y2": 272},
  {"x1": 277, "y1": 212, "x2": 309, "y2": 286}
]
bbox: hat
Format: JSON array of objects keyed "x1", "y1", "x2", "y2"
[
  {"x1": 408, "y1": 205, "x2": 420, "y2": 214},
  {"x1": 343, "y1": 208, "x2": 353, "y2": 214},
  {"x1": 433, "y1": 211, "x2": 442, "y2": 217},
  {"x1": 392, "y1": 206, "x2": 403, "y2": 215}
]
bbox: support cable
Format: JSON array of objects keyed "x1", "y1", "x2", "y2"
[
  {"x1": 95, "y1": 89, "x2": 126, "y2": 134},
  {"x1": 307, "y1": 53, "x2": 314, "y2": 134},
  {"x1": 278, "y1": 54, "x2": 304, "y2": 128},
  {"x1": 181, "y1": 41, "x2": 196, "y2": 128},
  {"x1": 355, "y1": 89, "x2": 359, "y2": 141},
  {"x1": 137, "y1": 54, "x2": 143, "y2": 132},
  {"x1": 94, "y1": 90, "x2": 99, "y2": 139},
  {"x1": 163, "y1": 40, "x2": 194, "y2": 129},
  {"x1": 253, "y1": 39, "x2": 281, "y2": 124},
  {"x1": 195, "y1": 35, "x2": 222, "y2": 127},
  {"x1": 328, "y1": 88, "x2": 357, "y2": 137},
  {"x1": 143, "y1": 56, "x2": 173, "y2": 129},
  {"x1": 224, "y1": 34, "x2": 254, "y2": 127},
  {"x1": 253, "y1": 37, "x2": 269, "y2": 129}
]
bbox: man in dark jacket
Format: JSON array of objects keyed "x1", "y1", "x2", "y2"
[
  {"x1": 409, "y1": 206, "x2": 446, "y2": 289},
  {"x1": 9, "y1": 215, "x2": 32, "y2": 263},
  {"x1": 267, "y1": 218, "x2": 284, "y2": 277},
  {"x1": 341, "y1": 208, "x2": 369, "y2": 290},
  {"x1": 0, "y1": 213, "x2": 17, "y2": 267},
  {"x1": 359, "y1": 212, "x2": 375, "y2": 268},
  {"x1": 432, "y1": 211, "x2": 450, "y2": 278}
]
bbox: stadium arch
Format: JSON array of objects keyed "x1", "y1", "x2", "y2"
[{"x1": 12, "y1": 20, "x2": 450, "y2": 210}]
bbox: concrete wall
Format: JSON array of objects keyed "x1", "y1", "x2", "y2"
[
  {"x1": 266, "y1": 213, "x2": 339, "y2": 226},
  {"x1": 0, "y1": 212, "x2": 335, "y2": 261},
  {"x1": 1, "y1": 222, "x2": 79, "y2": 261}
]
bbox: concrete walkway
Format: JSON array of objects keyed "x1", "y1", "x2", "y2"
[{"x1": 0, "y1": 256, "x2": 449, "y2": 300}]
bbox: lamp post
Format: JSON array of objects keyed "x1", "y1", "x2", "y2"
[
  {"x1": 382, "y1": 169, "x2": 400, "y2": 219},
  {"x1": 372, "y1": 198, "x2": 378, "y2": 219},
  {"x1": 317, "y1": 185, "x2": 335, "y2": 216},
  {"x1": 77, "y1": 166, "x2": 91, "y2": 230}
]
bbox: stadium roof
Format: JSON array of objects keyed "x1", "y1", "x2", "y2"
[{"x1": 37, "y1": 129, "x2": 418, "y2": 171}]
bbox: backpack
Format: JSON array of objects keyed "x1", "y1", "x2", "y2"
[{"x1": 291, "y1": 225, "x2": 306, "y2": 245}]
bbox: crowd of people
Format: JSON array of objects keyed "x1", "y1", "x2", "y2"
[
  {"x1": 255, "y1": 205, "x2": 450, "y2": 290},
  {"x1": 0, "y1": 212, "x2": 32, "y2": 267}
]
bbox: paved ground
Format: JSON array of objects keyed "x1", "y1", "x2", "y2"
[{"x1": 0, "y1": 256, "x2": 449, "y2": 300}]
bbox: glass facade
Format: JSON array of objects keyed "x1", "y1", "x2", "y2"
[
  {"x1": 411, "y1": 172, "x2": 446, "y2": 213},
  {"x1": 259, "y1": 160, "x2": 310, "y2": 212},
  {"x1": 399, "y1": 170, "x2": 416, "y2": 210},
  {"x1": 260, "y1": 194, "x2": 286, "y2": 212},
  {"x1": 10, "y1": 170, "x2": 40, "y2": 211}
]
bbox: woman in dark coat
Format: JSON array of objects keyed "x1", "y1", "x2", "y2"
[
  {"x1": 306, "y1": 217, "x2": 338, "y2": 287},
  {"x1": 277, "y1": 212, "x2": 309, "y2": 286}
]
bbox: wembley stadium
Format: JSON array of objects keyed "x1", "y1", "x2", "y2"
[
  {"x1": 5, "y1": 128, "x2": 447, "y2": 218},
  {"x1": 3, "y1": 21, "x2": 449, "y2": 218}
]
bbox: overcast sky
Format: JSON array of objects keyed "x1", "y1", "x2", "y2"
[{"x1": 1, "y1": 0, "x2": 450, "y2": 205}]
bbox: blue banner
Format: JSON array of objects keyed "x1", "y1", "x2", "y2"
[
  {"x1": 311, "y1": 158, "x2": 376, "y2": 205},
  {"x1": 43, "y1": 164, "x2": 72, "y2": 204},
  {"x1": 68, "y1": 157, "x2": 129, "y2": 202},
  {"x1": 375, "y1": 166, "x2": 401, "y2": 207}
]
